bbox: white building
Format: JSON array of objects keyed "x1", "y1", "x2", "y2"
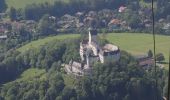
[
  {"x1": 65, "y1": 28, "x2": 120, "y2": 76},
  {"x1": 99, "y1": 44, "x2": 120, "y2": 63}
]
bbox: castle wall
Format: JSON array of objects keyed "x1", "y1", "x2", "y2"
[
  {"x1": 65, "y1": 29, "x2": 121, "y2": 77},
  {"x1": 89, "y1": 44, "x2": 98, "y2": 56},
  {"x1": 99, "y1": 52, "x2": 120, "y2": 63}
]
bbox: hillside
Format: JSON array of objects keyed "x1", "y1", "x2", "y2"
[
  {"x1": 17, "y1": 34, "x2": 80, "y2": 52},
  {"x1": 1, "y1": 33, "x2": 167, "y2": 100},
  {"x1": 17, "y1": 33, "x2": 170, "y2": 62},
  {"x1": 3, "y1": 68, "x2": 46, "y2": 86},
  {"x1": 3, "y1": 68, "x2": 75, "y2": 88}
]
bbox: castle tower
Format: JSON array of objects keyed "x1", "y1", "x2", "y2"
[
  {"x1": 80, "y1": 43, "x2": 84, "y2": 61},
  {"x1": 88, "y1": 28, "x2": 98, "y2": 44},
  {"x1": 86, "y1": 49, "x2": 91, "y2": 68}
]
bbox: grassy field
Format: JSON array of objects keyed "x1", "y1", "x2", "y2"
[
  {"x1": 106, "y1": 33, "x2": 170, "y2": 62},
  {"x1": 3, "y1": 68, "x2": 75, "y2": 87},
  {"x1": 17, "y1": 33, "x2": 170, "y2": 61},
  {"x1": 3, "y1": 68, "x2": 46, "y2": 86},
  {"x1": 17, "y1": 34, "x2": 80, "y2": 52},
  {"x1": 6, "y1": 0, "x2": 69, "y2": 9},
  {"x1": 18, "y1": 68, "x2": 46, "y2": 81}
]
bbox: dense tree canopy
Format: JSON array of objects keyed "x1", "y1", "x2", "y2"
[
  {"x1": 9, "y1": 7, "x2": 17, "y2": 21},
  {"x1": 0, "y1": 37, "x2": 165, "y2": 100},
  {"x1": 0, "y1": 0, "x2": 7, "y2": 13}
]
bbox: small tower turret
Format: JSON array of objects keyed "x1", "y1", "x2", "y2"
[{"x1": 88, "y1": 28, "x2": 97, "y2": 44}]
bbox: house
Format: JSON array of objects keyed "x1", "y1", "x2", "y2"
[
  {"x1": 83, "y1": 17, "x2": 98, "y2": 28},
  {"x1": 119, "y1": 6, "x2": 127, "y2": 13},
  {"x1": 61, "y1": 14, "x2": 75, "y2": 21},
  {"x1": 108, "y1": 19, "x2": 122, "y2": 30},
  {"x1": 65, "y1": 28, "x2": 120, "y2": 76},
  {"x1": 49, "y1": 16, "x2": 56, "y2": 22},
  {"x1": 0, "y1": 35, "x2": 7, "y2": 39},
  {"x1": 19, "y1": 20, "x2": 37, "y2": 32},
  {"x1": 57, "y1": 14, "x2": 80, "y2": 29},
  {"x1": 0, "y1": 13, "x2": 6, "y2": 19},
  {"x1": 98, "y1": 9, "x2": 114, "y2": 20},
  {"x1": 65, "y1": 61, "x2": 92, "y2": 76},
  {"x1": 86, "y1": 11, "x2": 97, "y2": 18},
  {"x1": 135, "y1": 55, "x2": 154, "y2": 68},
  {"x1": 163, "y1": 23, "x2": 170, "y2": 30},
  {"x1": 143, "y1": 19, "x2": 152, "y2": 28},
  {"x1": 75, "y1": 12, "x2": 85, "y2": 22},
  {"x1": 0, "y1": 21, "x2": 11, "y2": 35},
  {"x1": 99, "y1": 44, "x2": 120, "y2": 63},
  {"x1": 0, "y1": 28, "x2": 6, "y2": 34},
  {"x1": 75, "y1": 12, "x2": 84, "y2": 18}
]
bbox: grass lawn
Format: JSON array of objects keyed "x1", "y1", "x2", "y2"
[
  {"x1": 17, "y1": 34, "x2": 80, "y2": 53},
  {"x1": 4, "y1": 68, "x2": 46, "y2": 86},
  {"x1": 6, "y1": 0, "x2": 70, "y2": 9},
  {"x1": 106, "y1": 33, "x2": 170, "y2": 62},
  {"x1": 18, "y1": 68, "x2": 46, "y2": 81},
  {"x1": 3, "y1": 68, "x2": 75, "y2": 88}
]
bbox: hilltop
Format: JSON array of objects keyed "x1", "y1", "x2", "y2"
[
  {"x1": 17, "y1": 33, "x2": 170, "y2": 62},
  {"x1": 0, "y1": 35, "x2": 164, "y2": 100}
]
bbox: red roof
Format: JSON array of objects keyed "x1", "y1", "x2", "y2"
[{"x1": 109, "y1": 19, "x2": 121, "y2": 25}]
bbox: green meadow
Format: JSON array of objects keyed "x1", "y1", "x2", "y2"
[
  {"x1": 3, "y1": 68, "x2": 46, "y2": 86},
  {"x1": 106, "y1": 33, "x2": 170, "y2": 62},
  {"x1": 17, "y1": 34, "x2": 80, "y2": 52},
  {"x1": 6, "y1": 0, "x2": 69, "y2": 9}
]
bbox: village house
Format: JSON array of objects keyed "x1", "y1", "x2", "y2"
[
  {"x1": 163, "y1": 23, "x2": 170, "y2": 30},
  {"x1": 108, "y1": 19, "x2": 131, "y2": 31},
  {"x1": 65, "y1": 28, "x2": 120, "y2": 76},
  {"x1": 57, "y1": 14, "x2": 81, "y2": 30},
  {"x1": 86, "y1": 11, "x2": 98, "y2": 18},
  {"x1": 19, "y1": 20, "x2": 37, "y2": 33},
  {"x1": 143, "y1": 19, "x2": 152, "y2": 28},
  {"x1": 119, "y1": 6, "x2": 127, "y2": 13},
  {"x1": 0, "y1": 21, "x2": 11, "y2": 37},
  {"x1": 0, "y1": 13, "x2": 6, "y2": 20},
  {"x1": 0, "y1": 35, "x2": 7, "y2": 39},
  {"x1": 83, "y1": 17, "x2": 98, "y2": 28},
  {"x1": 108, "y1": 19, "x2": 122, "y2": 30},
  {"x1": 135, "y1": 55, "x2": 154, "y2": 69},
  {"x1": 75, "y1": 12, "x2": 85, "y2": 22}
]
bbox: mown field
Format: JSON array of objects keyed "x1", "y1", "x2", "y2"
[
  {"x1": 6, "y1": 0, "x2": 70, "y2": 9},
  {"x1": 106, "y1": 33, "x2": 170, "y2": 62},
  {"x1": 17, "y1": 34, "x2": 80, "y2": 52}
]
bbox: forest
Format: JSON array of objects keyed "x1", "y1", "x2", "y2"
[
  {"x1": 0, "y1": 37, "x2": 168, "y2": 100},
  {"x1": 0, "y1": 38, "x2": 165, "y2": 100}
]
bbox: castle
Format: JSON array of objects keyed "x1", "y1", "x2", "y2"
[{"x1": 65, "y1": 29, "x2": 120, "y2": 76}]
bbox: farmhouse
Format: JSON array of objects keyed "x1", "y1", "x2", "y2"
[
  {"x1": 119, "y1": 6, "x2": 127, "y2": 13},
  {"x1": 135, "y1": 55, "x2": 154, "y2": 68},
  {"x1": 65, "y1": 28, "x2": 120, "y2": 76},
  {"x1": 0, "y1": 35, "x2": 7, "y2": 39}
]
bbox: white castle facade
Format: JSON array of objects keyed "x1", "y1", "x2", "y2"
[{"x1": 65, "y1": 29, "x2": 120, "y2": 76}]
